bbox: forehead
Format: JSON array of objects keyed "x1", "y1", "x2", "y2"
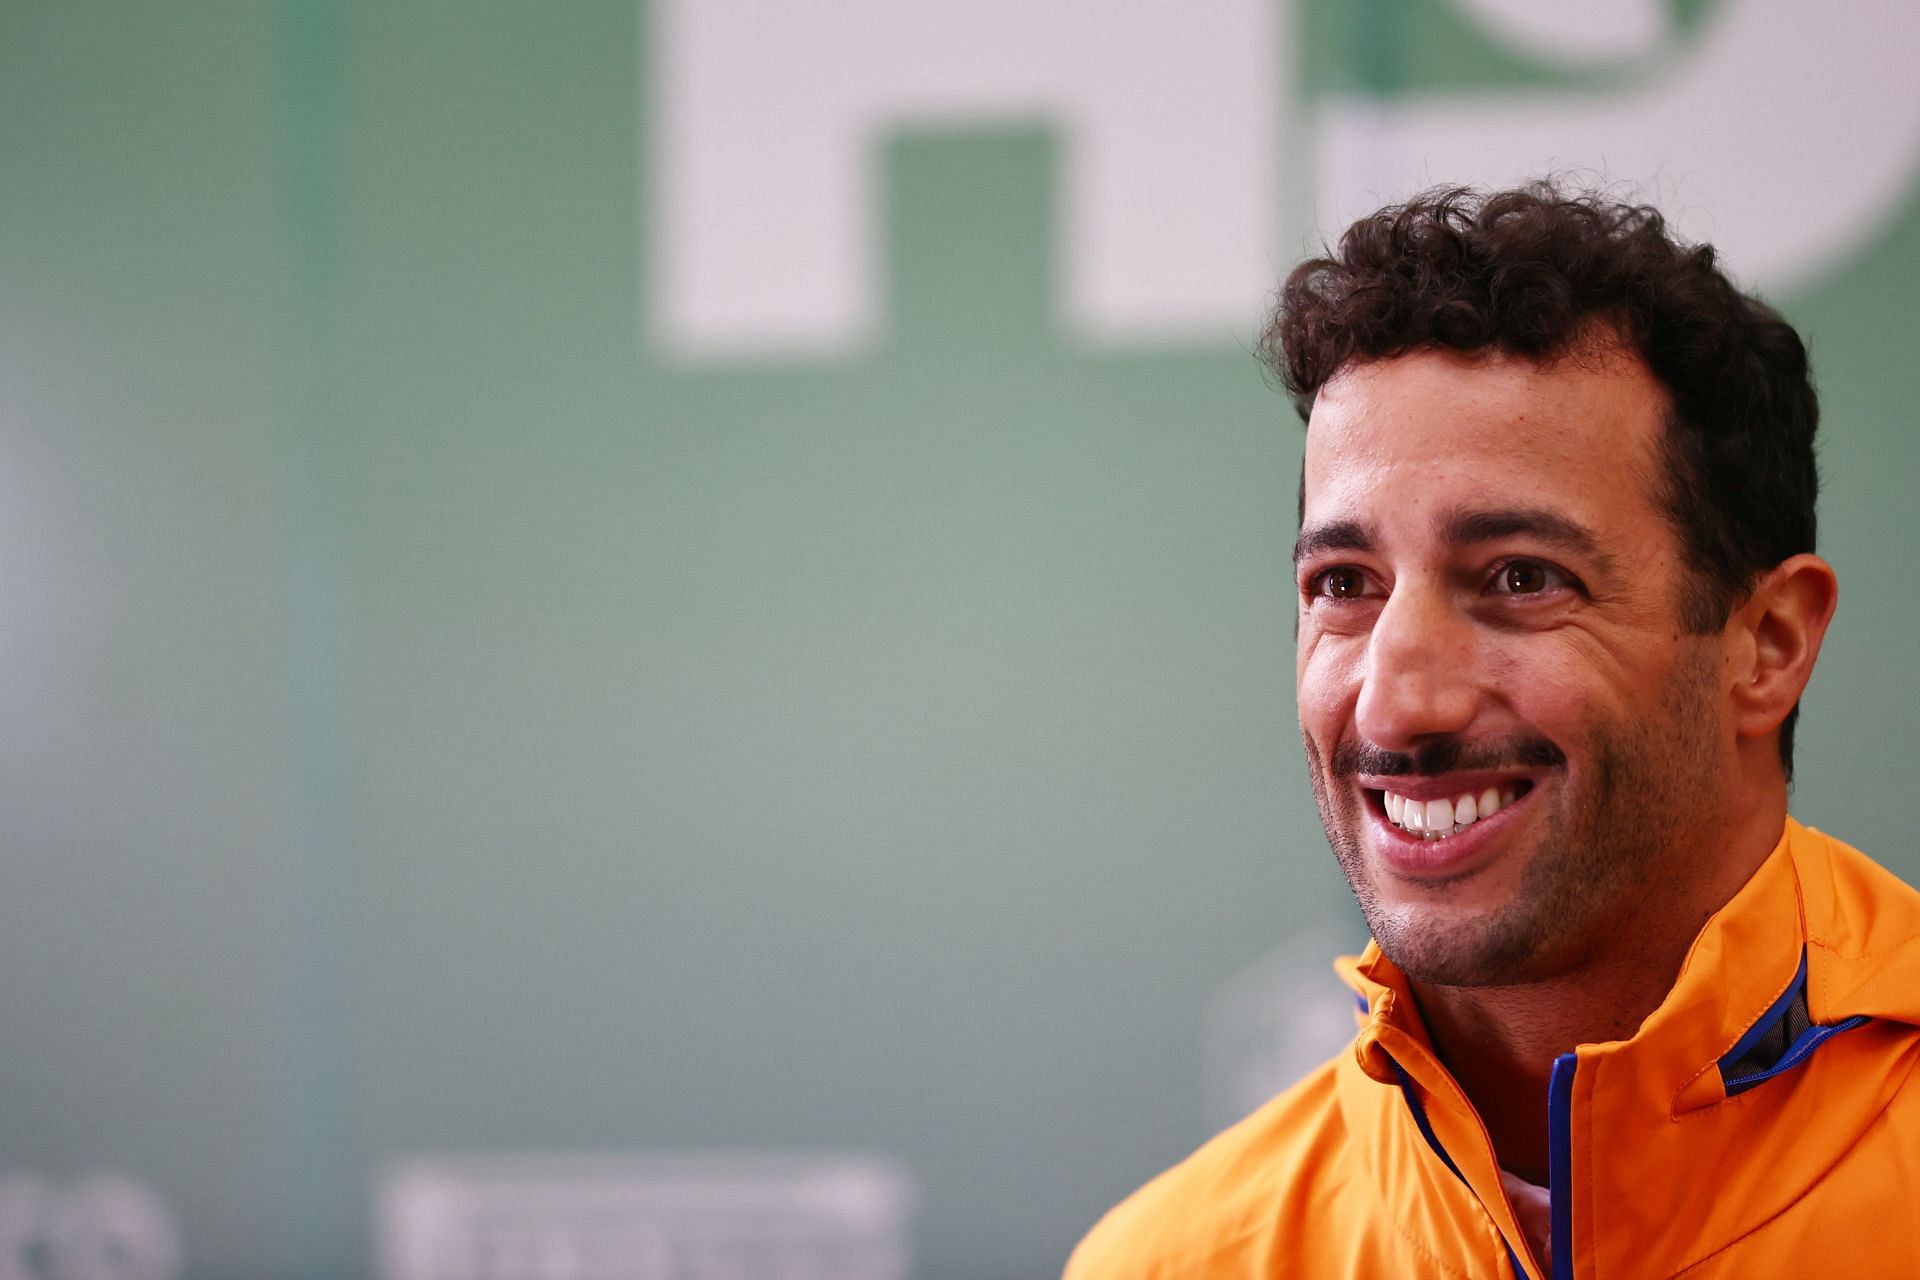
[{"x1": 1301, "y1": 345, "x2": 1672, "y2": 546}]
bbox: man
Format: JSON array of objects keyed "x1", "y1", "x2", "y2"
[{"x1": 1065, "y1": 185, "x2": 1920, "y2": 1278}]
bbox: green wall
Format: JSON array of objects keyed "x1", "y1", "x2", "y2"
[{"x1": 2, "y1": 3, "x2": 1916, "y2": 1277}]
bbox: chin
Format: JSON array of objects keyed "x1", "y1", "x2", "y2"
[
  {"x1": 1331, "y1": 823, "x2": 1548, "y2": 986},
  {"x1": 1372, "y1": 914, "x2": 1550, "y2": 987},
  {"x1": 1361, "y1": 887, "x2": 1599, "y2": 988}
]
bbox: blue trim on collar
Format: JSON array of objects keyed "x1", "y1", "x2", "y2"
[
  {"x1": 1720, "y1": 950, "x2": 1809, "y2": 1069},
  {"x1": 1391, "y1": 1057, "x2": 1538, "y2": 1275},
  {"x1": 1388, "y1": 1056, "x2": 1463, "y2": 1180},
  {"x1": 1716, "y1": 945, "x2": 1875, "y2": 1097},
  {"x1": 1547, "y1": 1052, "x2": 1577, "y2": 1280},
  {"x1": 1724, "y1": 1015, "x2": 1872, "y2": 1096}
]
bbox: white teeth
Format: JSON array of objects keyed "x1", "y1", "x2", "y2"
[{"x1": 1382, "y1": 782, "x2": 1523, "y2": 838}]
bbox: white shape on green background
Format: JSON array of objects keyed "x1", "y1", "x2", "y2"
[
  {"x1": 0, "y1": 1173, "x2": 180, "y2": 1280},
  {"x1": 1317, "y1": 0, "x2": 1920, "y2": 292},
  {"x1": 650, "y1": 0, "x2": 1920, "y2": 360},
  {"x1": 379, "y1": 1153, "x2": 914, "y2": 1280},
  {"x1": 650, "y1": 0, "x2": 1286, "y2": 358},
  {"x1": 1453, "y1": 0, "x2": 1672, "y2": 66}
]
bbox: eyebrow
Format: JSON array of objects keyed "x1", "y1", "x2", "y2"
[
  {"x1": 1293, "y1": 506, "x2": 1616, "y2": 574},
  {"x1": 1442, "y1": 507, "x2": 1616, "y2": 575},
  {"x1": 1292, "y1": 519, "x2": 1375, "y2": 565}
]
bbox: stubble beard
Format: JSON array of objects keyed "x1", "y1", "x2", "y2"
[{"x1": 1306, "y1": 650, "x2": 1723, "y2": 988}]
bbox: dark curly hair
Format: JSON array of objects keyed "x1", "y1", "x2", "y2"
[{"x1": 1263, "y1": 183, "x2": 1820, "y2": 779}]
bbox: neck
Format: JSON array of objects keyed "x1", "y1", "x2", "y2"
[
  {"x1": 1410, "y1": 939, "x2": 1691, "y2": 1183},
  {"x1": 1410, "y1": 794, "x2": 1789, "y2": 1184}
]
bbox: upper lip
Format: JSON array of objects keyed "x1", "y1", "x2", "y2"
[{"x1": 1357, "y1": 771, "x2": 1540, "y2": 802}]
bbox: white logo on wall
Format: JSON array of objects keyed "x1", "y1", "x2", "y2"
[
  {"x1": 650, "y1": 0, "x2": 1283, "y2": 357},
  {"x1": 650, "y1": 0, "x2": 1920, "y2": 360},
  {"x1": 1317, "y1": 0, "x2": 1920, "y2": 293},
  {"x1": 380, "y1": 1152, "x2": 914, "y2": 1280},
  {"x1": 0, "y1": 1173, "x2": 180, "y2": 1280},
  {"x1": 1449, "y1": 0, "x2": 1669, "y2": 66}
]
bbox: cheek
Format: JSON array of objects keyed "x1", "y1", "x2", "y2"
[
  {"x1": 1483, "y1": 641, "x2": 1612, "y2": 733},
  {"x1": 1295, "y1": 636, "x2": 1363, "y2": 740}
]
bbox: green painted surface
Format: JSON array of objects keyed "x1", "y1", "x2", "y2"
[{"x1": 0, "y1": 2, "x2": 1915, "y2": 1277}]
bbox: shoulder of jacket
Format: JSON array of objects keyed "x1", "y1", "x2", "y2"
[
  {"x1": 1793, "y1": 822, "x2": 1920, "y2": 954},
  {"x1": 1790, "y1": 823, "x2": 1920, "y2": 1022},
  {"x1": 1063, "y1": 1055, "x2": 1352, "y2": 1279}
]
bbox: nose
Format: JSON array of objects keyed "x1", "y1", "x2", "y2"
[{"x1": 1354, "y1": 582, "x2": 1479, "y2": 751}]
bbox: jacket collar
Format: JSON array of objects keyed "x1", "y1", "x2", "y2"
[
  {"x1": 1332, "y1": 817, "x2": 1920, "y2": 1279},
  {"x1": 1337, "y1": 817, "x2": 1920, "y2": 1103}
]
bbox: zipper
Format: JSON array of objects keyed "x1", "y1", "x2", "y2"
[{"x1": 1546, "y1": 1051, "x2": 1577, "y2": 1280}]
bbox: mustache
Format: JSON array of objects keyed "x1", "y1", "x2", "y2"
[{"x1": 1329, "y1": 736, "x2": 1566, "y2": 778}]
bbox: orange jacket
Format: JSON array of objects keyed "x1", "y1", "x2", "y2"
[{"x1": 1066, "y1": 819, "x2": 1920, "y2": 1278}]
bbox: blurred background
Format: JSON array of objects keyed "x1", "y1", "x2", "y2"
[{"x1": 3, "y1": 1, "x2": 1918, "y2": 1277}]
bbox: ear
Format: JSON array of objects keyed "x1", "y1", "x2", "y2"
[{"x1": 1726, "y1": 554, "x2": 1839, "y2": 740}]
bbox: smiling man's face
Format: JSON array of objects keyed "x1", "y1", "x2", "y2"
[{"x1": 1295, "y1": 342, "x2": 1738, "y2": 987}]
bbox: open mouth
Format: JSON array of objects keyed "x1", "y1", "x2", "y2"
[{"x1": 1371, "y1": 780, "x2": 1534, "y2": 841}]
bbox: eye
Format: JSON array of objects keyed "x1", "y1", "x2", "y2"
[
  {"x1": 1308, "y1": 566, "x2": 1374, "y2": 600},
  {"x1": 1489, "y1": 559, "x2": 1571, "y2": 596}
]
